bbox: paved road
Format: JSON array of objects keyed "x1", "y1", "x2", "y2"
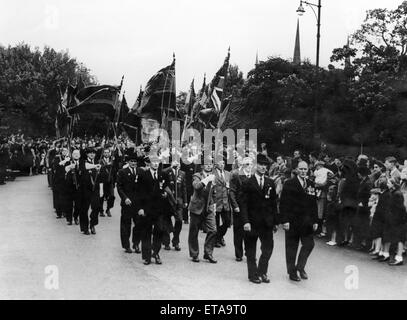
[{"x1": 1, "y1": 175, "x2": 407, "y2": 300}]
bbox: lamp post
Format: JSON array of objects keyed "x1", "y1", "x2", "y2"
[
  {"x1": 297, "y1": 0, "x2": 322, "y2": 142},
  {"x1": 297, "y1": 0, "x2": 322, "y2": 69}
]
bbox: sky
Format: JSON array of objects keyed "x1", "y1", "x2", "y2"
[{"x1": 0, "y1": 0, "x2": 403, "y2": 106}]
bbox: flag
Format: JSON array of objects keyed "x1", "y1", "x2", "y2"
[
  {"x1": 208, "y1": 48, "x2": 230, "y2": 113},
  {"x1": 55, "y1": 85, "x2": 71, "y2": 138},
  {"x1": 118, "y1": 94, "x2": 129, "y2": 124},
  {"x1": 184, "y1": 79, "x2": 196, "y2": 116},
  {"x1": 68, "y1": 86, "x2": 120, "y2": 120},
  {"x1": 136, "y1": 58, "x2": 176, "y2": 124},
  {"x1": 132, "y1": 86, "x2": 144, "y2": 110},
  {"x1": 217, "y1": 95, "x2": 233, "y2": 130}
]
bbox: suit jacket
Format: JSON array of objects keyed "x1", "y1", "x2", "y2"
[
  {"x1": 229, "y1": 169, "x2": 252, "y2": 211},
  {"x1": 357, "y1": 177, "x2": 372, "y2": 208},
  {"x1": 209, "y1": 169, "x2": 231, "y2": 212},
  {"x1": 80, "y1": 159, "x2": 100, "y2": 193},
  {"x1": 65, "y1": 159, "x2": 82, "y2": 192},
  {"x1": 188, "y1": 171, "x2": 213, "y2": 216},
  {"x1": 280, "y1": 177, "x2": 318, "y2": 235},
  {"x1": 240, "y1": 175, "x2": 278, "y2": 229},
  {"x1": 137, "y1": 168, "x2": 170, "y2": 217},
  {"x1": 99, "y1": 156, "x2": 119, "y2": 184},
  {"x1": 162, "y1": 167, "x2": 187, "y2": 205},
  {"x1": 116, "y1": 167, "x2": 142, "y2": 209}
]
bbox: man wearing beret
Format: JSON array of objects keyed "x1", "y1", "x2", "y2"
[
  {"x1": 280, "y1": 161, "x2": 318, "y2": 282},
  {"x1": 240, "y1": 154, "x2": 278, "y2": 284}
]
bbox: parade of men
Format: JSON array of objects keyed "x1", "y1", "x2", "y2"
[{"x1": 3, "y1": 0, "x2": 407, "y2": 303}]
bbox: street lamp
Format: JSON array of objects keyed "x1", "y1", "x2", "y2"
[
  {"x1": 297, "y1": 0, "x2": 322, "y2": 142},
  {"x1": 297, "y1": 0, "x2": 322, "y2": 68}
]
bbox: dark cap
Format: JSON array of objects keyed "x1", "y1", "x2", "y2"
[
  {"x1": 85, "y1": 147, "x2": 96, "y2": 154},
  {"x1": 256, "y1": 154, "x2": 270, "y2": 165}
]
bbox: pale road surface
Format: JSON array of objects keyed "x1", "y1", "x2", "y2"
[{"x1": 0, "y1": 175, "x2": 407, "y2": 300}]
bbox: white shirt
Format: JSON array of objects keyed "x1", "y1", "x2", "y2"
[
  {"x1": 254, "y1": 173, "x2": 264, "y2": 189},
  {"x1": 314, "y1": 167, "x2": 333, "y2": 186},
  {"x1": 150, "y1": 168, "x2": 158, "y2": 180},
  {"x1": 297, "y1": 176, "x2": 307, "y2": 189}
]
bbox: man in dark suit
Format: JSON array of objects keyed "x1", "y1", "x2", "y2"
[
  {"x1": 240, "y1": 154, "x2": 278, "y2": 284},
  {"x1": 229, "y1": 156, "x2": 253, "y2": 262},
  {"x1": 162, "y1": 159, "x2": 188, "y2": 251},
  {"x1": 188, "y1": 156, "x2": 218, "y2": 263},
  {"x1": 280, "y1": 161, "x2": 318, "y2": 282},
  {"x1": 98, "y1": 147, "x2": 119, "y2": 217},
  {"x1": 116, "y1": 152, "x2": 142, "y2": 254},
  {"x1": 137, "y1": 155, "x2": 171, "y2": 265},
  {"x1": 79, "y1": 148, "x2": 102, "y2": 235}
]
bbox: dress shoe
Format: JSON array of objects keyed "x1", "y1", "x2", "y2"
[
  {"x1": 174, "y1": 244, "x2": 181, "y2": 251},
  {"x1": 298, "y1": 269, "x2": 308, "y2": 280},
  {"x1": 90, "y1": 226, "x2": 96, "y2": 235},
  {"x1": 143, "y1": 259, "x2": 151, "y2": 265},
  {"x1": 220, "y1": 238, "x2": 226, "y2": 247},
  {"x1": 372, "y1": 254, "x2": 383, "y2": 260},
  {"x1": 378, "y1": 255, "x2": 390, "y2": 262},
  {"x1": 389, "y1": 259, "x2": 403, "y2": 266},
  {"x1": 249, "y1": 277, "x2": 262, "y2": 284},
  {"x1": 214, "y1": 243, "x2": 222, "y2": 248},
  {"x1": 99, "y1": 212, "x2": 105, "y2": 217},
  {"x1": 56, "y1": 216, "x2": 63, "y2": 219},
  {"x1": 203, "y1": 254, "x2": 217, "y2": 263},
  {"x1": 369, "y1": 251, "x2": 380, "y2": 256},
  {"x1": 164, "y1": 245, "x2": 171, "y2": 251},
  {"x1": 106, "y1": 210, "x2": 112, "y2": 217},
  {"x1": 183, "y1": 220, "x2": 189, "y2": 224},
  {"x1": 74, "y1": 218, "x2": 79, "y2": 225},
  {"x1": 133, "y1": 245, "x2": 141, "y2": 254},
  {"x1": 289, "y1": 273, "x2": 301, "y2": 282},
  {"x1": 153, "y1": 254, "x2": 162, "y2": 265},
  {"x1": 192, "y1": 256, "x2": 200, "y2": 263},
  {"x1": 67, "y1": 221, "x2": 73, "y2": 226},
  {"x1": 124, "y1": 248, "x2": 133, "y2": 254},
  {"x1": 83, "y1": 230, "x2": 90, "y2": 235},
  {"x1": 260, "y1": 275, "x2": 270, "y2": 283},
  {"x1": 235, "y1": 257, "x2": 243, "y2": 262}
]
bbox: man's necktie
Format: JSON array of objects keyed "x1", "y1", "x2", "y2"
[
  {"x1": 260, "y1": 176, "x2": 263, "y2": 189},
  {"x1": 154, "y1": 171, "x2": 157, "y2": 180}
]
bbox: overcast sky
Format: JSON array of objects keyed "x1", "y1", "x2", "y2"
[{"x1": 0, "y1": 0, "x2": 402, "y2": 106}]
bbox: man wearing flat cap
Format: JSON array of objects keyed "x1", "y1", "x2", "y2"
[
  {"x1": 240, "y1": 154, "x2": 278, "y2": 284},
  {"x1": 116, "y1": 152, "x2": 142, "y2": 253}
]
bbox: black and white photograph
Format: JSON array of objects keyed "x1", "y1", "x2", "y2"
[{"x1": 1, "y1": 0, "x2": 407, "y2": 305}]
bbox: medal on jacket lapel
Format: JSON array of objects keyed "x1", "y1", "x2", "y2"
[{"x1": 265, "y1": 186, "x2": 272, "y2": 199}]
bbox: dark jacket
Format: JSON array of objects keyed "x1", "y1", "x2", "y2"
[
  {"x1": 116, "y1": 166, "x2": 142, "y2": 209},
  {"x1": 280, "y1": 177, "x2": 318, "y2": 235},
  {"x1": 240, "y1": 175, "x2": 278, "y2": 229}
]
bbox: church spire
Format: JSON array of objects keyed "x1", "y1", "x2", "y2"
[{"x1": 293, "y1": 19, "x2": 301, "y2": 65}]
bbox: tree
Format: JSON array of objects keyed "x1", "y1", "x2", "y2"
[{"x1": 0, "y1": 43, "x2": 96, "y2": 136}]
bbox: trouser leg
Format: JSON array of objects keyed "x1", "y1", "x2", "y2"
[
  {"x1": 243, "y1": 230, "x2": 258, "y2": 279},
  {"x1": 217, "y1": 209, "x2": 231, "y2": 241},
  {"x1": 172, "y1": 206, "x2": 183, "y2": 246},
  {"x1": 188, "y1": 213, "x2": 201, "y2": 258},
  {"x1": 204, "y1": 211, "x2": 217, "y2": 256},
  {"x1": 285, "y1": 231, "x2": 300, "y2": 275},
  {"x1": 296, "y1": 234, "x2": 315, "y2": 272},
  {"x1": 258, "y1": 229, "x2": 274, "y2": 276},
  {"x1": 120, "y1": 207, "x2": 132, "y2": 249},
  {"x1": 141, "y1": 218, "x2": 153, "y2": 261},
  {"x1": 233, "y1": 213, "x2": 244, "y2": 259}
]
